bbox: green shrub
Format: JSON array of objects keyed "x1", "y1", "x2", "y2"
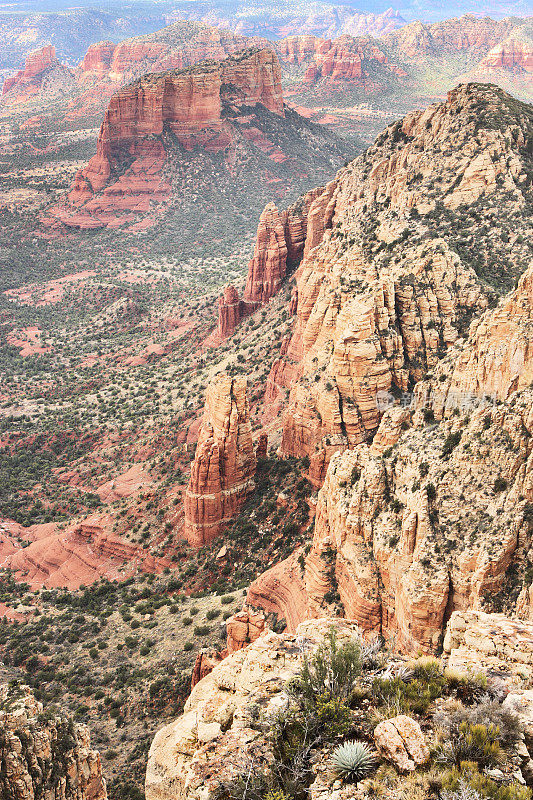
[
  {"x1": 435, "y1": 722, "x2": 502, "y2": 769},
  {"x1": 294, "y1": 628, "x2": 363, "y2": 705},
  {"x1": 372, "y1": 661, "x2": 446, "y2": 715},
  {"x1": 442, "y1": 764, "x2": 532, "y2": 800}
]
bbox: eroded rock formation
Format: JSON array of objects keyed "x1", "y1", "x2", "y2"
[
  {"x1": 2, "y1": 45, "x2": 74, "y2": 103},
  {"x1": 278, "y1": 34, "x2": 406, "y2": 86},
  {"x1": 145, "y1": 618, "x2": 362, "y2": 800},
  {"x1": 250, "y1": 262, "x2": 533, "y2": 652},
  {"x1": 0, "y1": 683, "x2": 106, "y2": 800},
  {"x1": 444, "y1": 610, "x2": 533, "y2": 687},
  {"x1": 184, "y1": 377, "x2": 256, "y2": 546},
  {"x1": 247, "y1": 83, "x2": 533, "y2": 649},
  {"x1": 47, "y1": 46, "x2": 346, "y2": 233},
  {"x1": 216, "y1": 187, "x2": 324, "y2": 338},
  {"x1": 272, "y1": 83, "x2": 532, "y2": 484}
]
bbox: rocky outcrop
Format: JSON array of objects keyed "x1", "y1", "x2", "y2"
[
  {"x1": 79, "y1": 41, "x2": 117, "y2": 78},
  {"x1": 416, "y1": 262, "x2": 533, "y2": 415},
  {"x1": 47, "y1": 46, "x2": 346, "y2": 234},
  {"x1": 216, "y1": 187, "x2": 324, "y2": 338},
  {"x1": 273, "y1": 83, "x2": 532, "y2": 483},
  {"x1": 444, "y1": 611, "x2": 533, "y2": 688},
  {"x1": 54, "y1": 48, "x2": 281, "y2": 226},
  {"x1": 184, "y1": 377, "x2": 256, "y2": 547},
  {"x1": 77, "y1": 23, "x2": 268, "y2": 85},
  {"x1": 226, "y1": 607, "x2": 266, "y2": 653},
  {"x1": 217, "y1": 285, "x2": 244, "y2": 339},
  {"x1": 374, "y1": 715, "x2": 429, "y2": 772},
  {"x1": 0, "y1": 683, "x2": 106, "y2": 800},
  {"x1": 191, "y1": 650, "x2": 226, "y2": 689},
  {"x1": 243, "y1": 202, "x2": 290, "y2": 307},
  {"x1": 1, "y1": 514, "x2": 168, "y2": 590},
  {"x1": 278, "y1": 34, "x2": 407, "y2": 86},
  {"x1": 2, "y1": 45, "x2": 74, "y2": 103},
  {"x1": 263, "y1": 386, "x2": 533, "y2": 653},
  {"x1": 145, "y1": 618, "x2": 362, "y2": 800}
]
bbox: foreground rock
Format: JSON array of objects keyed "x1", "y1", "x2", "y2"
[
  {"x1": 145, "y1": 618, "x2": 361, "y2": 800},
  {"x1": 184, "y1": 377, "x2": 256, "y2": 546},
  {"x1": 374, "y1": 715, "x2": 429, "y2": 772},
  {"x1": 444, "y1": 610, "x2": 533, "y2": 688},
  {"x1": 0, "y1": 683, "x2": 106, "y2": 800}
]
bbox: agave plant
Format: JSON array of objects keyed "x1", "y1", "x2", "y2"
[{"x1": 330, "y1": 740, "x2": 377, "y2": 783}]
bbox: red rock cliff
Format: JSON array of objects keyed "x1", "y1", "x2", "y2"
[
  {"x1": 217, "y1": 186, "x2": 324, "y2": 340},
  {"x1": 2, "y1": 44, "x2": 58, "y2": 96},
  {"x1": 184, "y1": 377, "x2": 256, "y2": 547},
  {"x1": 72, "y1": 48, "x2": 282, "y2": 186}
]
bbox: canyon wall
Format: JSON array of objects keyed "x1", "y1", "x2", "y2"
[
  {"x1": 250, "y1": 259, "x2": 533, "y2": 654},
  {"x1": 246, "y1": 83, "x2": 533, "y2": 652},
  {"x1": 184, "y1": 377, "x2": 256, "y2": 547},
  {"x1": 269, "y1": 83, "x2": 531, "y2": 485},
  {"x1": 0, "y1": 683, "x2": 106, "y2": 800}
]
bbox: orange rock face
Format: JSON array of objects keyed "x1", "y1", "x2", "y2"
[
  {"x1": 226, "y1": 607, "x2": 266, "y2": 654},
  {"x1": 52, "y1": 48, "x2": 285, "y2": 230},
  {"x1": 478, "y1": 38, "x2": 533, "y2": 74},
  {"x1": 244, "y1": 202, "x2": 290, "y2": 307},
  {"x1": 247, "y1": 83, "x2": 533, "y2": 653},
  {"x1": 80, "y1": 41, "x2": 117, "y2": 77},
  {"x1": 184, "y1": 377, "x2": 256, "y2": 547},
  {"x1": 277, "y1": 33, "x2": 406, "y2": 87},
  {"x1": 0, "y1": 515, "x2": 168, "y2": 589},
  {"x1": 77, "y1": 24, "x2": 268, "y2": 84},
  {"x1": 386, "y1": 15, "x2": 515, "y2": 61},
  {"x1": 216, "y1": 187, "x2": 323, "y2": 339},
  {"x1": 2, "y1": 45, "x2": 61, "y2": 99},
  {"x1": 217, "y1": 284, "x2": 245, "y2": 339},
  {"x1": 191, "y1": 649, "x2": 226, "y2": 688}
]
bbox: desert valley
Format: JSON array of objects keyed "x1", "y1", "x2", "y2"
[{"x1": 0, "y1": 1, "x2": 533, "y2": 799}]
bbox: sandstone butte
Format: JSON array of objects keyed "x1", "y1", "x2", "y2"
[
  {"x1": 144, "y1": 612, "x2": 533, "y2": 800},
  {"x1": 48, "y1": 47, "x2": 285, "y2": 230},
  {"x1": 1, "y1": 45, "x2": 62, "y2": 100},
  {"x1": 184, "y1": 376, "x2": 256, "y2": 547},
  {"x1": 239, "y1": 83, "x2": 533, "y2": 654},
  {"x1": 0, "y1": 683, "x2": 107, "y2": 800}
]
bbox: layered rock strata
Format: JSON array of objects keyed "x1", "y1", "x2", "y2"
[
  {"x1": 184, "y1": 377, "x2": 256, "y2": 546},
  {"x1": 216, "y1": 187, "x2": 324, "y2": 338},
  {"x1": 249, "y1": 212, "x2": 533, "y2": 652},
  {"x1": 58, "y1": 48, "x2": 283, "y2": 227},
  {"x1": 0, "y1": 684, "x2": 106, "y2": 800},
  {"x1": 270, "y1": 83, "x2": 532, "y2": 484}
]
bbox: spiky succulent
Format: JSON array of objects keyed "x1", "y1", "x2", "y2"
[{"x1": 330, "y1": 740, "x2": 377, "y2": 783}]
